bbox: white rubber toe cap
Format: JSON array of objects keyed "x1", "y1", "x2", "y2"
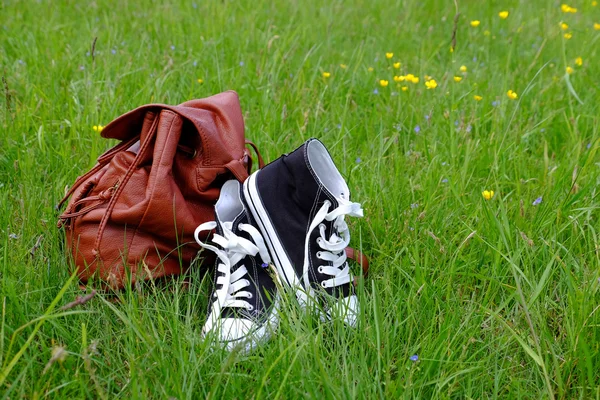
[
  {"x1": 215, "y1": 318, "x2": 254, "y2": 349},
  {"x1": 328, "y1": 294, "x2": 359, "y2": 327}
]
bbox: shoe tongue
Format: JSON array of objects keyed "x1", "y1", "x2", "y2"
[
  {"x1": 319, "y1": 218, "x2": 352, "y2": 298},
  {"x1": 212, "y1": 211, "x2": 249, "y2": 292}
]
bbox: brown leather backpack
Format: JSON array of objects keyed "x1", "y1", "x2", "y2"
[{"x1": 57, "y1": 91, "x2": 262, "y2": 289}]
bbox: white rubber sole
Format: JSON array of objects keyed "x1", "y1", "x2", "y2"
[
  {"x1": 205, "y1": 293, "x2": 281, "y2": 354},
  {"x1": 243, "y1": 171, "x2": 312, "y2": 306}
]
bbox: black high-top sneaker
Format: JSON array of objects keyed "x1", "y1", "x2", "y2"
[
  {"x1": 194, "y1": 180, "x2": 279, "y2": 352},
  {"x1": 242, "y1": 138, "x2": 364, "y2": 326}
]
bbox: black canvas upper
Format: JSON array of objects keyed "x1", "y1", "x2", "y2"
[{"x1": 253, "y1": 139, "x2": 353, "y2": 298}]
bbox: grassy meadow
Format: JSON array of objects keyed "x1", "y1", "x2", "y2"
[{"x1": 2, "y1": 0, "x2": 600, "y2": 398}]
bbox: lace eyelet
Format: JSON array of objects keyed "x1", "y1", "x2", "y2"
[
  {"x1": 247, "y1": 292, "x2": 253, "y2": 299},
  {"x1": 321, "y1": 281, "x2": 328, "y2": 288},
  {"x1": 316, "y1": 251, "x2": 322, "y2": 259},
  {"x1": 316, "y1": 238, "x2": 323, "y2": 246},
  {"x1": 317, "y1": 266, "x2": 324, "y2": 273},
  {"x1": 248, "y1": 305, "x2": 254, "y2": 311}
]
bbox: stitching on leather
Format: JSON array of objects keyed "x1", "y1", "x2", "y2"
[
  {"x1": 130, "y1": 110, "x2": 179, "y2": 255},
  {"x1": 93, "y1": 112, "x2": 159, "y2": 253}
]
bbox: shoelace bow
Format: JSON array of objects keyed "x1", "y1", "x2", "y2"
[
  {"x1": 304, "y1": 197, "x2": 364, "y2": 289},
  {"x1": 194, "y1": 221, "x2": 271, "y2": 313}
]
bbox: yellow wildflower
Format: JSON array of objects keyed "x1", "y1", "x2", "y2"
[
  {"x1": 594, "y1": 23, "x2": 600, "y2": 30},
  {"x1": 470, "y1": 20, "x2": 481, "y2": 27},
  {"x1": 507, "y1": 90, "x2": 518, "y2": 100},
  {"x1": 575, "y1": 57, "x2": 582, "y2": 66},
  {"x1": 482, "y1": 190, "x2": 495, "y2": 200},
  {"x1": 498, "y1": 11, "x2": 509, "y2": 19},
  {"x1": 425, "y1": 79, "x2": 438, "y2": 89},
  {"x1": 393, "y1": 75, "x2": 405, "y2": 82},
  {"x1": 566, "y1": 66, "x2": 574, "y2": 74},
  {"x1": 460, "y1": 65, "x2": 467, "y2": 73},
  {"x1": 561, "y1": 4, "x2": 577, "y2": 12},
  {"x1": 197, "y1": 78, "x2": 204, "y2": 84},
  {"x1": 474, "y1": 95, "x2": 483, "y2": 101},
  {"x1": 401, "y1": 86, "x2": 408, "y2": 92},
  {"x1": 340, "y1": 64, "x2": 347, "y2": 69},
  {"x1": 560, "y1": 22, "x2": 569, "y2": 30},
  {"x1": 405, "y1": 74, "x2": 416, "y2": 83},
  {"x1": 393, "y1": 62, "x2": 401, "y2": 69},
  {"x1": 385, "y1": 52, "x2": 394, "y2": 59},
  {"x1": 593, "y1": 1, "x2": 598, "y2": 6},
  {"x1": 564, "y1": 32, "x2": 572, "y2": 39},
  {"x1": 92, "y1": 125, "x2": 104, "y2": 132},
  {"x1": 322, "y1": 72, "x2": 331, "y2": 78},
  {"x1": 379, "y1": 79, "x2": 389, "y2": 87},
  {"x1": 453, "y1": 76, "x2": 463, "y2": 82},
  {"x1": 368, "y1": 67, "x2": 374, "y2": 72}
]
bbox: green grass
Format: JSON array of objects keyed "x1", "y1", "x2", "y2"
[{"x1": 1, "y1": 0, "x2": 600, "y2": 398}]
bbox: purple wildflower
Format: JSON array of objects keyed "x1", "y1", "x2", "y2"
[
  {"x1": 410, "y1": 354, "x2": 419, "y2": 362},
  {"x1": 414, "y1": 125, "x2": 421, "y2": 133},
  {"x1": 373, "y1": 89, "x2": 379, "y2": 95},
  {"x1": 492, "y1": 101, "x2": 499, "y2": 107},
  {"x1": 355, "y1": 157, "x2": 361, "y2": 163},
  {"x1": 239, "y1": 61, "x2": 244, "y2": 66},
  {"x1": 532, "y1": 197, "x2": 542, "y2": 206},
  {"x1": 441, "y1": 178, "x2": 448, "y2": 183}
]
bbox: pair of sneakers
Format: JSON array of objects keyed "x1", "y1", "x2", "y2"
[{"x1": 194, "y1": 138, "x2": 364, "y2": 351}]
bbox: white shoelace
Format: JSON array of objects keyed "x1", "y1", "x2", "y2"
[
  {"x1": 303, "y1": 197, "x2": 363, "y2": 290},
  {"x1": 194, "y1": 221, "x2": 271, "y2": 314}
]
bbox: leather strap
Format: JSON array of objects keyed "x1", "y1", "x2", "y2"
[
  {"x1": 345, "y1": 247, "x2": 369, "y2": 286},
  {"x1": 56, "y1": 135, "x2": 140, "y2": 211},
  {"x1": 245, "y1": 140, "x2": 265, "y2": 169},
  {"x1": 225, "y1": 157, "x2": 250, "y2": 182},
  {"x1": 93, "y1": 114, "x2": 161, "y2": 255}
]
